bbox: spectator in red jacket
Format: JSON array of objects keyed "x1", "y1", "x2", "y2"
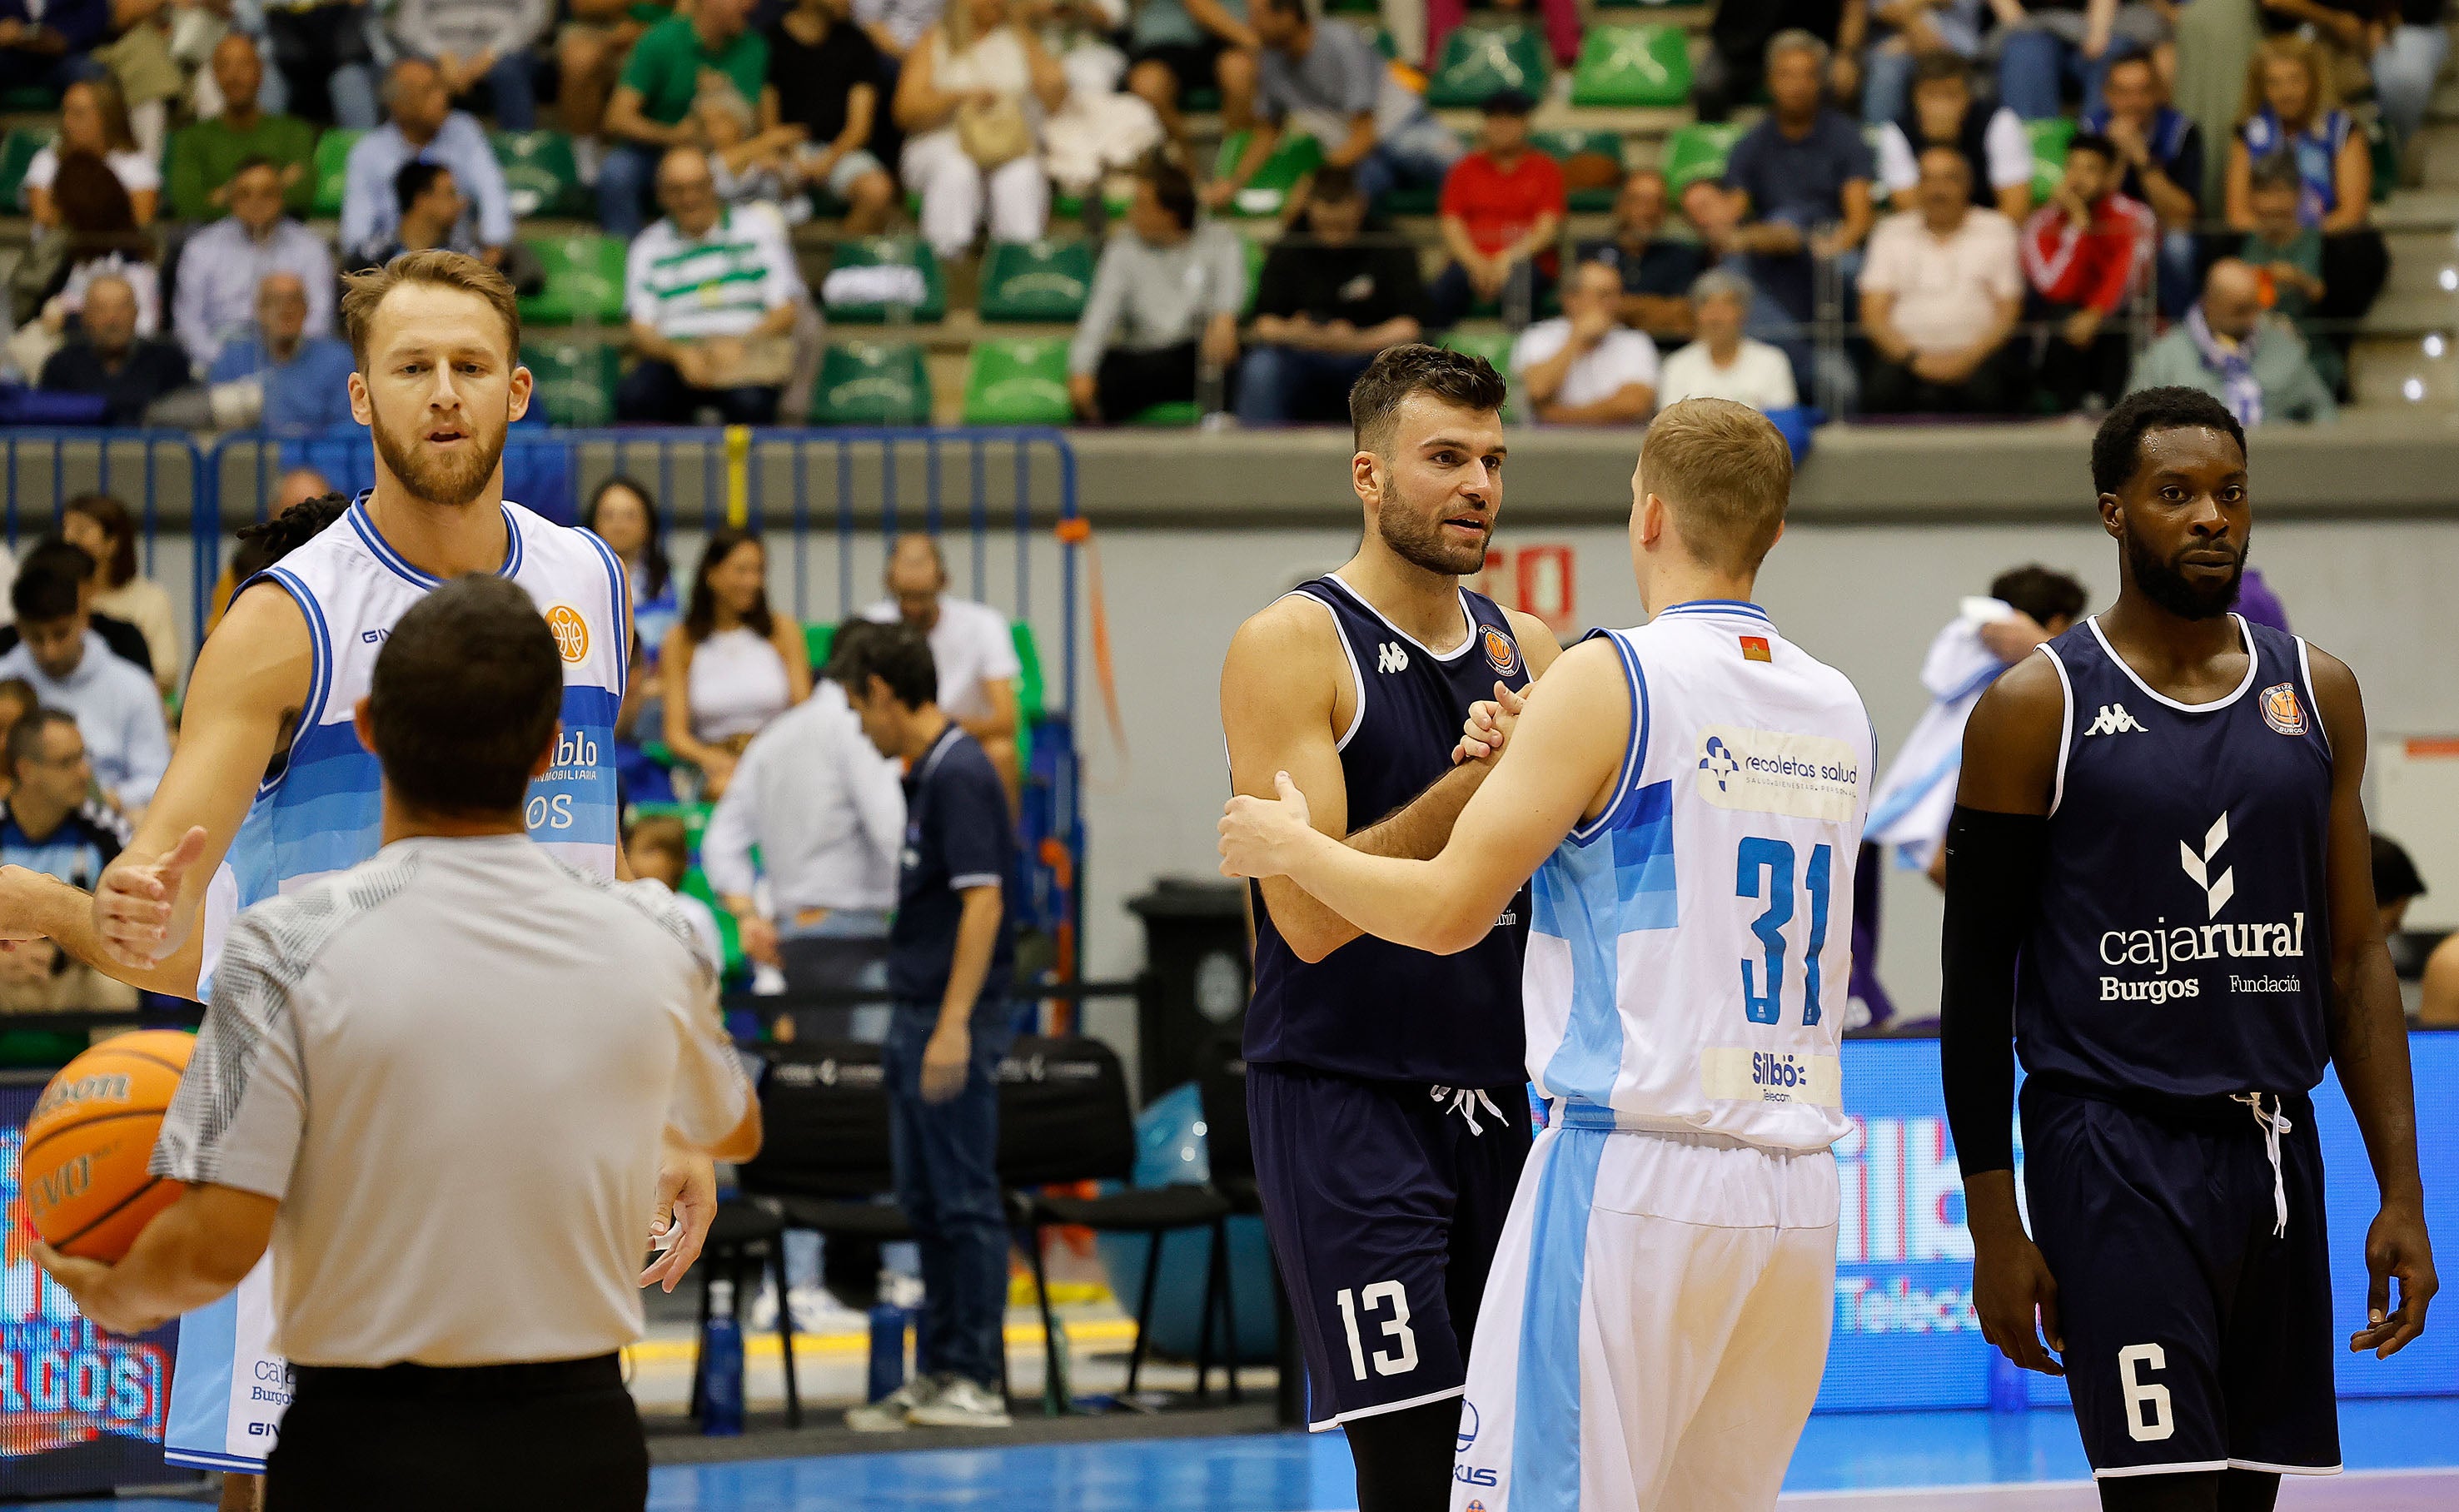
[
  {"x1": 2020, "y1": 132, "x2": 2153, "y2": 414},
  {"x1": 1426, "y1": 88, "x2": 1565, "y2": 329}
]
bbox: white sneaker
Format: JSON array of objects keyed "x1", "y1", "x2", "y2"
[
  {"x1": 845, "y1": 1373, "x2": 942, "y2": 1433},
  {"x1": 746, "y1": 1281, "x2": 782, "y2": 1334},
  {"x1": 786, "y1": 1283, "x2": 866, "y2": 1335},
  {"x1": 908, "y1": 1375, "x2": 1012, "y2": 1429}
]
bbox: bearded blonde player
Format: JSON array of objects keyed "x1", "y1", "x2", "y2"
[
  {"x1": 1222, "y1": 400, "x2": 1874, "y2": 1511},
  {"x1": 0, "y1": 251, "x2": 717, "y2": 1505}
]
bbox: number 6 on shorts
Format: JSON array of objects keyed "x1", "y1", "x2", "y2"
[{"x1": 2118, "y1": 1343, "x2": 2175, "y2": 1442}]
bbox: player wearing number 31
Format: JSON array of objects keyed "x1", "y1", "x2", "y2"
[{"x1": 1222, "y1": 398, "x2": 1875, "y2": 1512}]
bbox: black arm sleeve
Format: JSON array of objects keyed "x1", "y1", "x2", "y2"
[{"x1": 1939, "y1": 803, "x2": 2050, "y2": 1177}]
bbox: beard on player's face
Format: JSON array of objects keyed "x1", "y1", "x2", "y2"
[
  {"x1": 2123, "y1": 520, "x2": 2244, "y2": 621},
  {"x1": 372, "y1": 403, "x2": 506, "y2": 510},
  {"x1": 1374, "y1": 471, "x2": 1491, "y2": 577}
]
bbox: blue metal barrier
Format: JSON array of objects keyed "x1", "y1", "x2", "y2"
[{"x1": 0, "y1": 430, "x2": 212, "y2": 651}]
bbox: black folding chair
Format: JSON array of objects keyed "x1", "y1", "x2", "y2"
[
  {"x1": 998, "y1": 1035, "x2": 1240, "y2": 1410},
  {"x1": 1197, "y1": 1035, "x2": 1302, "y2": 1425}
]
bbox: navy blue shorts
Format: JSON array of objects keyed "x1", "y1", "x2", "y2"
[
  {"x1": 2021, "y1": 1079, "x2": 2340, "y2": 1480},
  {"x1": 1247, "y1": 1063, "x2": 1531, "y2": 1431}
]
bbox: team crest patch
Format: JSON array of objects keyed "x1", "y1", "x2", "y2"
[
  {"x1": 2260, "y1": 682, "x2": 2307, "y2": 736},
  {"x1": 1740, "y1": 635, "x2": 1772, "y2": 663},
  {"x1": 545, "y1": 604, "x2": 590, "y2": 663},
  {"x1": 1481, "y1": 626, "x2": 1521, "y2": 677}
]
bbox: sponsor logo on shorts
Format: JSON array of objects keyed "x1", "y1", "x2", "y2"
[
  {"x1": 1456, "y1": 1400, "x2": 1479, "y2": 1453},
  {"x1": 545, "y1": 604, "x2": 590, "y2": 663},
  {"x1": 2261, "y1": 682, "x2": 2307, "y2": 736},
  {"x1": 1481, "y1": 626, "x2": 1521, "y2": 677}
]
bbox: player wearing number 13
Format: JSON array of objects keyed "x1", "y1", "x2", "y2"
[
  {"x1": 1222, "y1": 398, "x2": 1875, "y2": 1512},
  {"x1": 1943, "y1": 388, "x2": 2436, "y2": 1512}
]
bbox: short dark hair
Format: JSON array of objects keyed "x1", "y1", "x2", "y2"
[
  {"x1": 369, "y1": 575, "x2": 562, "y2": 818},
  {"x1": 1481, "y1": 87, "x2": 1535, "y2": 117},
  {"x1": 824, "y1": 616, "x2": 885, "y2": 683},
  {"x1": 2373, "y1": 833, "x2": 2427, "y2": 908},
  {"x1": 2248, "y1": 152, "x2": 2303, "y2": 196},
  {"x1": 2104, "y1": 47, "x2": 2156, "y2": 79},
  {"x1": 6, "y1": 708, "x2": 78, "y2": 775},
  {"x1": 395, "y1": 158, "x2": 451, "y2": 217},
  {"x1": 2065, "y1": 131, "x2": 2118, "y2": 167},
  {"x1": 1252, "y1": 0, "x2": 1304, "y2": 18},
  {"x1": 1310, "y1": 165, "x2": 1361, "y2": 203},
  {"x1": 1989, "y1": 565, "x2": 2088, "y2": 628},
  {"x1": 231, "y1": 153, "x2": 278, "y2": 183},
  {"x1": 2091, "y1": 387, "x2": 2247, "y2": 497},
  {"x1": 10, "y1": 543, "x2": 92, "y2": 624},
  {"x1": 1912, "y1": 52, "x2": 1971, "y2": 90},
  {"x1": 1347, "y1": 343, "x2": 1507, "y2": 454},
  {"x1": 839, "y1": 621, "x2": 937, "y2": 709},
  {"x1": 231, "y1": 491, "x2": 351, "y2": 584},
  {"x1": 1142, "y1": 156, "x2": 1197, "y2": 232}
]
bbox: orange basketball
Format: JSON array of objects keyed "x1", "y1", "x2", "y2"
[{"x1": 21, "y1": 1030, "x2": 194, "y2": 1262}]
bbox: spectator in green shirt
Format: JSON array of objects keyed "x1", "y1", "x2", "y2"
[
  {"x1": 167, "y1": 35, "x2": 318, "y2": 221},
  {"x1": 597, "y1": 0, "x2": 771, "y2": 236}
]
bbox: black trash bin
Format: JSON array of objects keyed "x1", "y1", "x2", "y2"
[{"x1": 1128, "y1": 878, "x2": 1250, "y2": 1101}]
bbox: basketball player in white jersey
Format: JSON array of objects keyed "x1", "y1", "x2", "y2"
[
  {"x1": 0, "y1": 250, "x2": 717, "y2": 1501},
  {"x1": 1220, "y1": 399, "x2": 1875, "y2": 1512}
]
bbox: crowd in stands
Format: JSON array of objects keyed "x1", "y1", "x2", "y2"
[{"x1": 0, "y1": 0, "x2": 2441, "y2": 428}]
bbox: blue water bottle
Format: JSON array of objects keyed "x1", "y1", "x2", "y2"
[
  {"x1": 700, "y1": 1279, "x2": 746, "y2": 1436},
  {"x1": 866, "y1": 1300, "x2": 908, "y2": 1404}
]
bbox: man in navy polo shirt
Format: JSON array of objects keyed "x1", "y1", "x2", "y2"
[{"x1": 837, "y1": 621, "x2": 1019, "y2": 1434}]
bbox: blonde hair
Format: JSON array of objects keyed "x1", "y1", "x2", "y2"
[
  {"x1": 339, "y1": 249, "x2": 521, "y2": 371},
  {"x1": 1637, "y1": 399, "x2": 1793, "y2": 574},
  {"x1": 2239, "y1": 34, "x2": 2337, "y2": 127}
]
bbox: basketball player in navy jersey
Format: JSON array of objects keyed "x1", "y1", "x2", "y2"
[
  {"x1": 1942, "y1": 388, "x2": 2436, "y2": 1512},
  {"x1": 1220, "y1": 345, "x2": 1559, "y2": 1511}
]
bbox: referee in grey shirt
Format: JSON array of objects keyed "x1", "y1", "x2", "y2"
[{"x1": 36, "y1": 576, "x2": 760, "y2": 1512}]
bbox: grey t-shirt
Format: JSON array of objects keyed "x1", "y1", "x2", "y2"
[
  {"x1": 1257, "y1": 19, "x2": 1421, "y2": 144},
  {"x1": 153, "y1": 833, "x2": 752, "y2": 1367},
  {"x1": 1070, "y1": 221, "x2": 1251, "y2": 373}
]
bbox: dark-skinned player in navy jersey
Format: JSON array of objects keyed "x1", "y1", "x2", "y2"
[
  {"x1": 1942, "y1": 387, "x2": 2436, "y2": 1512},
  {"x1": 1219, "y1": 345, "x2": 1560, "y2": 1512}
]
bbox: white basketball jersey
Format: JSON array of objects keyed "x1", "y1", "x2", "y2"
[{"x1": 1524, "y1": 600, "x2": 1874, "y2": 1153}]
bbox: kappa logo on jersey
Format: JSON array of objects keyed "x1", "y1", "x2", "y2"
[
  {"x1": 2085, "y1": 703, "x2": 2147, "y2": 737},
  {"x1": 545, "y1": 604, "x2": 590, "y2": 663},
  {"x1": 2261, "y1": 682, "x2": 2308, "y2": 736},
  {"x1": 2180, "y1": 813, "x2": 2236, "y2": 917},
  {"x1": 1481, "y1": 626, "x2": 1520, "y2": 677},
  {"x1": 1693, "y1": 724, "x2": 1860, "y2": 822},
  {"x1": 1376, "y1": 641, "x2": 1410, "y2": 674}
]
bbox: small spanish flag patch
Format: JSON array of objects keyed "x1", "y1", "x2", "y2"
[{"x1": 1740, "y1": 636, "x2": 1772, "y2": 663}]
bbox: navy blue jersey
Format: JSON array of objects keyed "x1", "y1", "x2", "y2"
[
  {"x1": 1244, "y1": 576, "x2": 1533, "y2": 1086},
  {"x1": 2017, "y1": 615, "x2": 2334, "y2": 1099},
  {"x1": 0, "y1": 798, "x2": 130, "y2": 891},
  {"x1": 889, "y1": 724, "x2": 1018, "y2": 1006}
]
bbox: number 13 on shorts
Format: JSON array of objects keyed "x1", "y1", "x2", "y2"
[{"x1": 1335, "y1": 1282, "x2": 1421, "y2": 1380}]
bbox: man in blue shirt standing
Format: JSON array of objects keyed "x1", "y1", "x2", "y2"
[
  {"x1": 839, "y1": 622, "x2": 1018, "y2": 1434},
  {"x1": 207, "y1": 271, "x2": 359, "y2": 430}
]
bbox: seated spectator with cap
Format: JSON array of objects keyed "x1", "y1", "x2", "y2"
[
  {"x1": 1068, "y1": 157, "x2": 1247, "y2": 425},
  {"x1": 0, "y1": 551, "x2": 169, "y2": 813},
  {"x1": 2127, "y1": 257, "x2": 2337, "y2": 425},
  {"x1": 0, "y1": 709, "x2": 140, "y2": 1020},
  {"x1": 1237, "y1": 165, "x2": 1425, "y2": 427},
  {"x1": 0, "y1": 540, "x2": 157, "y2": 682},
  {"x1": 1574, "y1": 167, "x2": 1707, "y2": 348},
  {"x1": 172, "y1": 157, "x2": 336, "y2": 371},
  {"x1": 1860, "y1": 145, "x2": 2023, "y2": 416},
  {"x1": 1874, "y1": 51, "x2": 2033, "y2": 221},
  {"x1": 1653, "y1": 268, "x2": 1798, "y2": 413},
  {"x1": 205, "y1": 271, "x2": 359, "y2": 432},
  {"x1": 60, "y1": 494, "x2": 182, "y2": 695},
  {"x1": 1426, "y1": 88, "x2": 1564, "y2": 330},
  {"x1": 864, "y1": 534, "x2": 1023, "y2": 799},
  {"x1": 618, "y1": 147, "x2": 804, "y2": 425},
  {"x1": 166, "y1": 35, "x2": 318, "y2": 221},
  {"x1": 1510, "y1": 257, "x2": 1660, "y2": 426},
  {"x1": 37, "y1": 275, "x2": 193, "y2": 425}
]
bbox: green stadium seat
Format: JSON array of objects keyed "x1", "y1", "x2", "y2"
[
  {"x1": 311, "y1": 128, "x2": 363, "y2": 216},
  {"x1": 1011, "y1": 622, "x2": 1044, "y2": 729},
  {"x1": 811, "y1": 341, "x2": 933, "y2": 425},
  {"x1": 1536, "y1": 129, "x2": 1627, "y2": 211},
  {"x1": 517, "y1": 234, "x2": 629, "y2": 324},
  {"x1": 1361, "y1": 22, "x2": 1399, "y2": 61},
  {"x1": 1570, "y1": 24, "x2": 1690, "y2": 108},
  {"x1": 523, "y1": 341, "x2": 621, "y2": 425},
  {"x1": 1660, "y1": 121, "x2": 1743, "y2": 196},
  {"x1": 1052, "y1": 182, "x2": 1132, "y2": 220},
  {"x1": 0, "y1": 127, "x2": 47, "y2": 211},
  {"x1": 963, "y1": 338, "x2": 1073, "y2": 426},
  {"x1": 627, "y1": 800, "x2": 715, "y2": 852},
  {"x1": 2025, "y1": 117, "x2": 2075, "y2": 206},
  {"x1": 1241, "y1": 235, "x2": 1267, "y2": 317},
  {"x1": 1213, "y1": 129, "x2": 1322, "y2": 218},
  {"x1": 2367, "y1": 113, "x2": 2397, "y2": 204},
  {"x1": 492, "y1": 130, "x2": 585, "y2": 218},
  {"x1": 825, "y1": 235, "x2": 948, "y2": 323},
  {"x1": 0, "y1": 85, "x2": 60, "y2": 112},
  {"x1": 978, "y1": 239, "x2": 1097, "y2": 322},
  {"x1": 1325, "y1": 0, "x2": 1376, "y2": 13},
  {"x1": 1425, "y1": 22, "x2": 1550, "y2": 109},
  {"x1": 1127, "y1": 400, "x2": 1203, "y2": 426}
]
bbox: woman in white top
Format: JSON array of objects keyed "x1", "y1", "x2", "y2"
[
  {"x1": 1653, "y1": 267, "x2": 1800, "y2": 413},
  {"x1": 62, "y1": 492, "x2": 184, "y2": 695},
  {"x1": 893, "y1": 0, "x2": 1070, "y2": 258},
  {"x1": 662, "y1": 527, "x2": 811, "y2": 798},
  {"x1": 23, "y1": 78, "x2": 161, "y2": 231}
]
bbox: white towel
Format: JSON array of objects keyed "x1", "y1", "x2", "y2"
[
  {"x1": 821, "y1": 265, "x2": 929, "y2": 309},
  {"x1": 1866, "y1": 597, "x2": 2021, "y2": 871}
]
